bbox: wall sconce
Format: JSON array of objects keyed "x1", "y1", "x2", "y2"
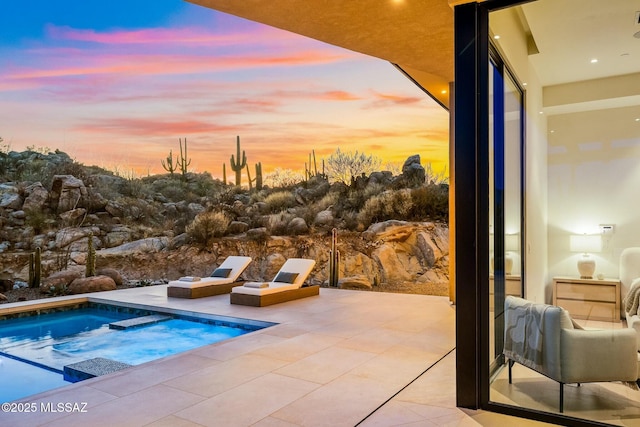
[{"x1": 569, "y1": 234, "x2": 602, "y2": 279}]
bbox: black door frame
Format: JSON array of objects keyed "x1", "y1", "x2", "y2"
[{"x1": 453, "y1": 1, "x2": 613, "y2": 425}]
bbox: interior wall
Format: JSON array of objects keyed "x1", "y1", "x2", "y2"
[
  {"x1": 547, "y1": 104, "x2": 640, "y2": 280},
  {"x1": 490, "y1": 8, "x2": 549, "y2": 303}
]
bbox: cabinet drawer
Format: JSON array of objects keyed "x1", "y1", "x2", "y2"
[
  {"x1": 555, "y1": 298, "x2": 616, "y2": 321},
  {"x1": 555, "y1": 282, "x2": 616, "y2": 303}
]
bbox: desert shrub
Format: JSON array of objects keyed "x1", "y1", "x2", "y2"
[
  {"x1": 186, "y1": 211, "x2": 230, "y2": 245},
  {"x1": 349, "y1": 183, "x2": 385, "y2": 210},
  {"x1": 24, "y1": 208, "x2": 52, "y2": 234},
  {"x1": 265, "y1": 168, "x2": 305, "y2": 188},
  {"x1": 325, "y1": 148, "x2": 382, "y2": 184},
  {"x1": 264, "y1": 191, "x2": 297, "y2": 213},
  {"x1": 357, "y1": 189, "x2": 414, "y2": 228},
  {"x1": 409, "y1": 184, "x2": 449, "y2": 220},
  {"x1": 299, "y1": 191, "x2": 339, "y2": 228}
]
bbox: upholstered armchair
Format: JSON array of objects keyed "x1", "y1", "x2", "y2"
[{"x1": 503, "y1": 296, "x2": 639, "y2": 413}]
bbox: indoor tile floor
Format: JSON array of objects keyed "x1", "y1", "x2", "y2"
[{"x1": 1, "y1": 286, "x2": 551, "y2": 426}]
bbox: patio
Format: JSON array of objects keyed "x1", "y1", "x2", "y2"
[{"x1": 0, "y1": 286, "x2": 543, "y2": 426}]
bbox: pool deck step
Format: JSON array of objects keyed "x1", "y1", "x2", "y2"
[
  {"x1": 108, "y1": 314, "x2": 172, "y2": 330},
  {"x1": 63, "y1": 357, "x2": 132, "y2": 383}
]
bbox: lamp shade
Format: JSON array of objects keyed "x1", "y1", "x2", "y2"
[
  {"x1": 569, "y1": 234, "x2": 601, "y2": 279},
  {"x1": 505, "y1": 234, "x2": 520, "y2": 252},
  {"x1": 569, "y1": 234, "x2": 602, "y2": 253}
]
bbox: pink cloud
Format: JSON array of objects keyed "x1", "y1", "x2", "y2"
[
  {"x1": 4, "y1": 50, "x2": 350, "y2": 81},
  {"x1": 45, "y1": 23, "x2": 306, "y2": 48},
  {"x1": 74, "y1": 118, "x2": 239, "y2": 137},
  {"x1": 319, "y1": 90, "x2": 361, "y2": 101},
  {"x1": 366, "y1": 91, "x2": 423, "y2": 108}
]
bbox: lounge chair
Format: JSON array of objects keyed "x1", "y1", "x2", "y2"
[
  {"x1": 230, "y1": 258, "x2": 318, "y2": 307},
  {"x1": 167, "y1": 256, "x2": 252, "y2": 299}
]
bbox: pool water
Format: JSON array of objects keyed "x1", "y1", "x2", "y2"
[{"x1": 0, "y1": 305, "x2": 269, "y2": 402}]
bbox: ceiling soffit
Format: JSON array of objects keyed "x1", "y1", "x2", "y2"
[{"x1": 188, "y1": 0, "x2": 454, "y2": 108}]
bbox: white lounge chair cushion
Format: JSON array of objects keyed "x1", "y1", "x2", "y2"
[
  {"x1": 168, "y1": 256, "x2": 251, "y2": 289},
  {"x1": 232, "y1": 282, "x2": 299, "y2": 295},
  {"x1": 231, "y1": 258, "x2": 315, "y2": 296},
  {"x1": 169, "y1": 277, "x2": 234, "y2": 289}
]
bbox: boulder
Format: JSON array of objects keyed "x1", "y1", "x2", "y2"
[
  {"x1": 372, "y1": 244, "x2": 421, "y2": 283},
  {"x1": 288, "y1": 217, "x2": 308, "y2": 235},
  {"x1": 98, "y1": 237, "x2": 168, "y2": 256},
  {"x1": 343, "y1": 252, "x2": 377, "y2": 278},
  {"x1": 246, "y1": 227, "x2": 269, "y2": 242},
  {"x1": 54, "y1": 227, "x2": 98, "y2": 249},
  {"x1": 401, "y1": 154, "x2": 425, "y2": 187},
  {"x1": 227, "y1": 221, "x2": 249, "y2": 235},
  {"x1": 105, "y1": 200, "x2": 126, "y2": 218},
  {"x1": 67, "y1": 275, "x2": 116, "y2": 294},
  {"x1": 314, "y1": 209, "x2": 334, "y2": 227},
  {"x1": 0, "y1": 188, "x2": 22, "y2": 209},
  {"x1": 59, "y1": 208, "x2": 87, "y2": 224},
  {"x1": 85, "y1": 190, "x2": 108, "y2": 212},
  {"x1": 51, "y1": 175, "x2": 88, "y2": 213},
  {"x1": 95, "y1": 268, "x2": 124, "y2": 286},
  {"x1": 104, "y1": 229, "x2": 132, "y2": 248},
  {"x1": 338, "y1": 275, "x2": 373, "y2": 290},
  {"x1": 22, "y1": 182, "x2": 49, "y2": 212},
  {"x1": 40, "y1": 269, "x2": 83, "y2": 294}
]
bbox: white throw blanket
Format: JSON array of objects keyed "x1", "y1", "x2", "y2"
[
  {"x1": 623, "y1": 278, "x2": 640, "y2": 316},
  {"x1": 503, "y1": 300, "x2": 550, "y2": 372}
]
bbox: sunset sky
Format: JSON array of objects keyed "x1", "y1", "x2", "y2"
[{"x1": 0, "y1": 0, "x2": 449, "y2": 180}]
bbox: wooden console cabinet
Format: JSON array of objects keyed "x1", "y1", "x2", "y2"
[{"x1": 552, "y1": 276, "x2": 620, "y2": 323}]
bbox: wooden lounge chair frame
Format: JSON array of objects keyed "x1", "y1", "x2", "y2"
[
  {"x1": 230, "y1": 285, "x2": 319, "y2": 307},
  {"x1": 168, "y1": 281, "x2": 246, "y2": 299},
  {"x1": 167, "y1": 256, "x2": 252, "y2": 299},
  {"x1": 230, "y1": 258, "x2": 318, "y2": 307}
]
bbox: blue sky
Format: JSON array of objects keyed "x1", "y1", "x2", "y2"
[{"x1": 0, "y1": 0, "x2": 448, "y2": 178}]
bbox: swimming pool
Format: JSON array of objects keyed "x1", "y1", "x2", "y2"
[{"x1": 0, "y1": 303, "x2": 273, "y2": 402}]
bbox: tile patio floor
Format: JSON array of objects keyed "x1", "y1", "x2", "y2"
[{"x1": 0, "y1": 286, "x2": 547, "y2": 426}]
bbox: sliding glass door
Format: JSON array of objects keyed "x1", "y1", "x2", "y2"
[{"x1": 488, "y1": 49, "x2": 524, "y2": 375}]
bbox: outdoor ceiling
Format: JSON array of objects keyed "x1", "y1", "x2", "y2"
[{"x1": 187, "y1": 0, "x2": 454, "y2": 109}]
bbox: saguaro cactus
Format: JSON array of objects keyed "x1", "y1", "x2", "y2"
[
  {"x1": 86, "y1": 233, "x2": 96, "y2": 277},
  {"x1": 29, "y1": 247, "x2": 42, "y2": 288},
  {"x1": 178, "y1": 137, "x2": 191, "y2": 179},
  {"x1": 230, "y1": 136, "x2": 247, "y2": 186},
  {"x1": 328, "y1": 228, "x2": 340, "y2": 287},
  {"x1": 222, "y1": 163, "x2": 227, "y2": 185},
  {"x1": 255, "y1": 162, "x2": 263, "y2": 191},
  {"x1": 161, "y1": 149, "x2": 178, "y2": 177}
]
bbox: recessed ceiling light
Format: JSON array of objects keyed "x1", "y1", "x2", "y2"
[
  {"x1": 522, "y1": 82, "x2": 528, "y2": 86},
  {"x1": 590, "y1": 58, "x2": 599, "y2": 64},
  {"x1": 441, "y1": 90, "x2": 447, "y2": 94},
  {"x1": 539, "y1": 111, "x2": 544, "y2": 115},
  {"x1": 635, "y1": 118, "x2": 640, "y2": 122},
  {"x1": 494, "y1": 35, "x2": 501, "y2": 40},
  {"x1": 550, "y1": 130, "x2": 555, "y2": 133}
]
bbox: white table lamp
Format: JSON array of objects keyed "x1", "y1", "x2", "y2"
[
  {"x1": 504, "y1": 233, "x2": 519, "y2": 275},
  {"x1": 569, "y1": 234, "x2": 602, "y2": 279}
]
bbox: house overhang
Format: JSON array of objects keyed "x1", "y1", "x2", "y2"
[{"x1": 187, "y1": 0, "x2": 459, "y2": 109}]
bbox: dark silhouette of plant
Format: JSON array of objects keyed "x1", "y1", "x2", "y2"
[
  {"x1": 161, "y1": 149, "x2": 178, "y2": 177},
  {"x1": 326, "y1": 148, "x2": 381, "y2": 185},
  {"x1": 230, "y1": 136, "x2": 247, "y2": 186},
  {"x1": 178, "y1": 138, "x2": 191, "y2": 179}
]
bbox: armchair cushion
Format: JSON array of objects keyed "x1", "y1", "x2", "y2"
[{"x1": 560, "y1": 328, "x2": 638, "y2": 383}]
